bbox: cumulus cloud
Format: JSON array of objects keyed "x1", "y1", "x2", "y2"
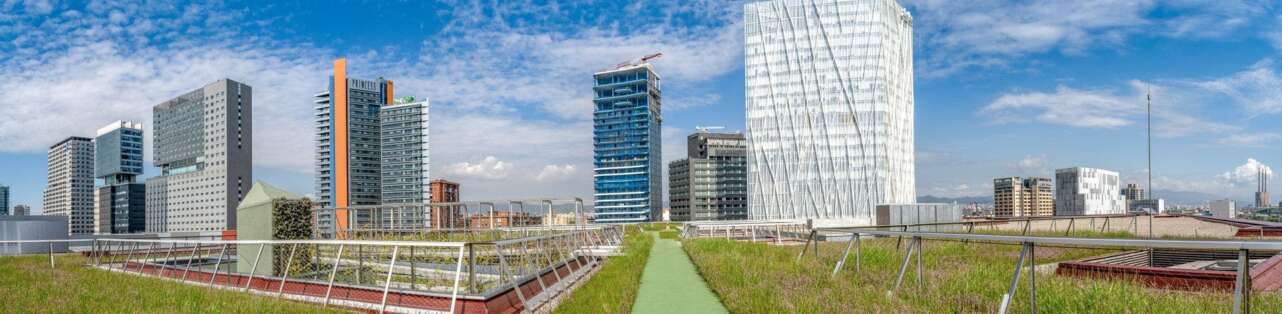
[
  {"x1": 1013, "y1": 155, "x2": 1048, "y2": 174},
  {"x1": 445, "y1": 156, "x2": 512, "y2": 180},
  {"x1": 535, "y1": 164, "x2": 578, "y2": 182},
  {"x1": 1219, "y1": 158, "x2": 1272, "y2": 187}
]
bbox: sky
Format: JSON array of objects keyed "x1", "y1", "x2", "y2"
[{"x1": 1, "y1": 0, "x2": 1280, "y2": 214}]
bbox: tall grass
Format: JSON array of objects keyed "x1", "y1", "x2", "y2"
[
  {"x1": 554, "y1": 228, "x2": 655, "y2": 314},
  {"x1": 685, "y1": 235, "x2": 1282, "y2": 313},
  {"x1": 0, "y1": 254, "x2": 348, "y2": 313}
]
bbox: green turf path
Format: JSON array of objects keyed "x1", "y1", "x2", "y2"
[{"x1": 632, "y1": 232, "x2": 728, "y2": 314}]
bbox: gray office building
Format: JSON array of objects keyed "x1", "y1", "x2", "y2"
[
  {"x1": 668, "y1": 131, "x2": 748, "y2": 221},
  {"x1": 380, "y1": 96, "x2": 431, "y2": 204},
  {"x1": 147, "y1": 79, "x2": 253, "y2": 232},
  {"x1": 13, "y1": 204, "x2": 30, "y2": 216},
  {"x1": 43, "y1": 136, "x2": 96, "y2": 234},
  {"x1": 95, "y1": 121, "x2": 146, "y2": 233},
  {"x1": 0, "y1": 184, "x2": 8, "y2": 215}
]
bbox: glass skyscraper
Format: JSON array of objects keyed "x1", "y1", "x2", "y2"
[
  {"x1": 593, "y1": 63, "x2": 662, "y2": 223},
  {"x1": 95, "y1": 121, "x2": 146, "y2": 233},
  {"x1": 744, "y1": 0, "x2": 915, "y2": 226},
  {"x1": 314, "y1": 58, "x2": 394, "y2": 237}
]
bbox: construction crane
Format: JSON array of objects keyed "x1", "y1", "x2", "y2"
[{"x1": 607, "y1": 52, "x2": 664, "y2": 71}]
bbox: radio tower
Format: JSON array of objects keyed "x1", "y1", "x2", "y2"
[{"x1": 1147, "y1": 86, "x2": 1153, "y2": 201}]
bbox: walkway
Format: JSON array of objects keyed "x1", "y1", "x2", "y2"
[{"x1": 632, "y1": 232, "x2": 727, "y2": 314}]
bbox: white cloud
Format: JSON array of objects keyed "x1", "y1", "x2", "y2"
[
  {"x1": 1014, "y1": 154, "x2": 1048, "y2": 174},
  {"x1": 1217, "y1": 132, "x2": 1282, "y2": 146},
  {"x1": 905, "y1": 0, "x2": 1272, "y2": 77},
  {"x1": 1194, "y1": 59, "x2": 1282, "y2": 116},
  {"x1": 445, "y1": 156, "x2": 512, "y2": 180},
  {"x1": 535, "y1": 164, "x2": 578, "y2": 182},
  {"x1": 1219, "y1": 158, "x2": 1272, "y2": 187}
]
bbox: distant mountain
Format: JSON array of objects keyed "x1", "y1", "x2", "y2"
[
  {"x1": 1149, "y1": 189, "x2": 1237, "y2": 205},
  {"x1": 917, "y1": 195, "x2": 990, "y2": 204}
]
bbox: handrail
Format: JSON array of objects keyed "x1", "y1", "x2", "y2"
[
  {"x1": 95, "y1": 238, "x2": 467, "y2": 248},
  {"x1": 834, "y1": 229, "x2": 1282, "y2": 251}
]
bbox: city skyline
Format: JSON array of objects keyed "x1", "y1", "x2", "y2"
[{"x1": 3, "y1": 1, "x2": 1282, "y2": 213}]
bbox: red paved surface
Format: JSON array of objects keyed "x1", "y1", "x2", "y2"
[{"x1": 1057, "y1": 252, "x2": 1282, "y2": 291}]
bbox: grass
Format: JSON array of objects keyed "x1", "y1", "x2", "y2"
[
  {"x1": 685, "y1": 233, "x2": 1282, "y2": 313},
  {"x1": 0, "y1": 254, "x2": 349, "y2": 313},
  {"x1": 658, "y1": 230, "x2": 680, "y2": 239},
  {"x1": 554, "y1": 228, "x2": 656, "y2": 314}
]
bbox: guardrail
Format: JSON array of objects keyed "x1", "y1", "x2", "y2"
[{"x1": 801, "y1": 229, "x2": 1280, "y2": 314}]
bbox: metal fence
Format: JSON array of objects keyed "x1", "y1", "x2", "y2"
[
  {"x1": 1, "y1": 225, "x2": 623, "y2": 314},
  {"x1": 801, "y1": 228, "x2": 1281, "y2": 314},
  {"x1": 681, "y1": 220, "x2": 810, "y2": 243}
]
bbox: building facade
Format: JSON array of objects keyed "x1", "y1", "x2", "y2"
[
  {"x1": 13, "y1": 204, "x2": 29, "y2": 216},
  {"x1": 429, "y1": 179, "x2": 460, "y2": 229},
  {"x1": 146, "y1": 79, "x2": 253, "y2": 232},
  {"x1": 469, "y1": 211, "x2": 542, "y2": 229},
  {"x1": 43, "y1": 137, "x2": 96, "y2": 234},
  {"x1": 1121, "y1": 183, "x2": 1145, "y2": 202},
  {"x1": 745, "y1": 0, "x2": 916, "y2": 225},
  {"x1": 380, "y1": 96, "x2": 430, "y2": 204},
  {"x1": 1054, "y1": 167, "x2": 1125, "y2": 216},
  {"x1": 669, "y1": 131, "x2": 748, "y2": 221},
  {"x1": 95, "y1": 121, "x2": 146, "y2": 233},
  {"x1": 0, "y1": 185, "x2": 7, "y2": 215},
  {"x1": 1210, "y1": 199, "x2": 1237, "y2": 219},
  {"x1": 314, "y1": 58, "x2": 393, "y2": 234},
  {"x1": 592, "y1": 63, "x2": 662, "y2": 223},
  {"x1": 993, "y1": 177, "x2": 1053, "y2": 217}
]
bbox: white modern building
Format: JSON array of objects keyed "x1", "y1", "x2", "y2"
[
  {"x1": 1054, "y1": 167, "x2": 1126, "y2": 216},
  {"x1": 1209, "y1": 199, "x2": 1236, "y2": 219},
  {"x1": 146, "y1": 79, "x2": 253, "y2": 232},
  {"x1": 744, "y1": 0, "x2": 916, "y2": 226},
  {"x1": 379, "y1": 96, "x2": 431, "y2": 205},
  {"x1": 42, "y1": 137, "x2": 96, "y2": 234}
]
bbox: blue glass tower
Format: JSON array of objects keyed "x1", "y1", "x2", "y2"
[{"x1": 593, "y1": 63, "x2": 662, "y2": 223}]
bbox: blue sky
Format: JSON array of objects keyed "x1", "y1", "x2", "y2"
[{"x1": 1, "y1": 0, "x2": 1280, "y2": 213}]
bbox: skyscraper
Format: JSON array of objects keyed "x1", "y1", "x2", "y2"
[
  {"x1": 146, "y1": 79, "x2": 253, "y2": 232},
  {"x1": 0, "y1": 184, "x2": 8, "y2": 216},
  {"x1": 314, "y1": 58, "x2": 393, "y2": 234},
  {"x1": 593, "y1": 62, "x2": 662, "y2": 223},
  {"x1": 380, "y1": 96, "x2": 430, "y2": 204},
  {"x1": 993, "y1": 177, "x2": 1053, "y2": 217},
  {"x1": 1257, "y1": 168, "x2": 1270, "y2": 208},
  {"x1": 744, "y1": 0, "x2": 915, "y2": 225},
  {"x1": 1054, "y1": 167, "x2": 1125, "y2": 216},
  {"x1": 1121, "y1": 183, "x2": 1145, "y2": 202},
  {"x1": 669, "y1": 131, "x2": 748, "y2": 221},
  {"x1": 95, "y1": 121, "x2": 146, "y2": 233},
  {"x1": 43, "y1": 136, "x2": 96, "y2": 234}
]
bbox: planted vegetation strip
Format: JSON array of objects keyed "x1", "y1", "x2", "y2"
[
  {"x1": 632, "y1": 233, "x2": 727, "y2": 314},
  {"x1": 685, "y1": 233, "x2": 1282, "y2": 313},
  {"x1": 0, "y1": 254, "x2": 347, "y2": 313},
  {"x1": 553, "y1": 228, "x2": 654, "y2": 314}
]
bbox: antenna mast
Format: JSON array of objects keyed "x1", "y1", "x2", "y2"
[{"x1": 1147, "y1": 85, "x2": 1153, "y2": 201}]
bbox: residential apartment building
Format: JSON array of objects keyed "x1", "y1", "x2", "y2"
[
  {"x1": 381, "y1": 96, "x2": 431, "y2": 204},
  {"x1": 95, "y1": 121, "x2": 146, "y2": 233},
  {"x1": 43, "y1": 136, "x2": 96, "y2": 234},
  {"x1": 13, "y1": 204, "x2": 29, "y2": 216},
  {"x1": 1121, "y1": 183, "x2": 1145, "y2": 202},
  {"x1": 745, "y1": 0, "x2": 915, "y2": 225},
  {"x1": 314, "y1": 58, "x2": 393, "y2": 235},
  {"x1": 146, "y1": 79, "x2": 253, "y2": 232},
  {"x1": 430, "y1": 179, "x2": 460, "y2": 229},
  {"x1": 1054, "y1": 167, "x2": 1125, "y2": 216},
  {"x1": 592, "y1": 62, "x2": 662, "y2": 223},
  {"x1": 992, "y1": 177, "x2": 1053, "y2": 217},
  {"x1": 469, "y1": 211, "x2": 542, "y2": 229},
  {"x1": 669, "y1": 131, "x2": 747, "y2": 221},
  {"x1": 1210, "y1": 199, "x2": 1237, "y2": 219}
]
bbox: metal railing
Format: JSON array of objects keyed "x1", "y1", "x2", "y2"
[
  {"x1": 681, "y1": 220, "x2": 811, "y2": 243},
  {"x1": 800, "y1": 228, "x2": 1281, "y2": 314},
  {"x1": 69, "y1": 225, "x2": 621, "y2": 313}
]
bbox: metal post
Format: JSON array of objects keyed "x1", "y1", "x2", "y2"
[
  {"x1": 278, "y1": 243, "x2": 299, "y2": 298},
  {"x1": 324, "y1": 244, "x2": 346, "y2": 306},
  {"x1": 999, "y1": 243, "x2": 1030, "y2": 314},
  {"x1": 1232, "y1": 249, "x2": 1251, "y2": 314},
  {"x1": 122, "y1": 242, "x2": 138, "y2": 272},
  {"x1": 915, "y1": 237, "x2": 924, "y2": 289},
  {"x1": 1030, "y1": 242, "x2": 1037, "y2": 314},
  {"x1": 468, "y1": 243, "x2": 477, "y2": 293},
  {"x1": 245, "y1": 243, "x2": 266, "y2": 291},
  {"x1": 449, "y1": 245, "x2": 467, "y2": 314},
  {"x1": 410, "y1": 246, "x2": 417, "y2": 290},
  {"x1": 796, "y1": 230, "x2": 815, "y2": 262},
  {"x1": 138, "y1": 243, "x2": 156, "y2": 274},
  {"x1": 161, "y1": 243, "x2": 176, "y2": 277},
  {"x1": 891, "y1": 237, "x2": 918, "y2": 294},
  {"x1": 182, "y1": 244, "x2": 200, "y2": 281},
  {"x1": 209, "y1": 243, "x2": 229, "y2": 287},
  {"x1": 856, "y1": 234, "x2": 862, "y2": 272},
  {"x1": 833, "y1": 232, "x2": 858, "y2": 277},
  {"x1": 494, "y1": 244, "x2": 531, "y2": 314},
  {"x1": 48, "y1": 242, "x2": 54, "y2": 269},
  {"x1": 379, "y1": 246, "x2": 401, "y2": 313}
]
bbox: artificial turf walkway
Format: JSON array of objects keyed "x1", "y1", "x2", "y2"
[{"x1": 632, "y1": 232, "x2": 728, "y2": 314}]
